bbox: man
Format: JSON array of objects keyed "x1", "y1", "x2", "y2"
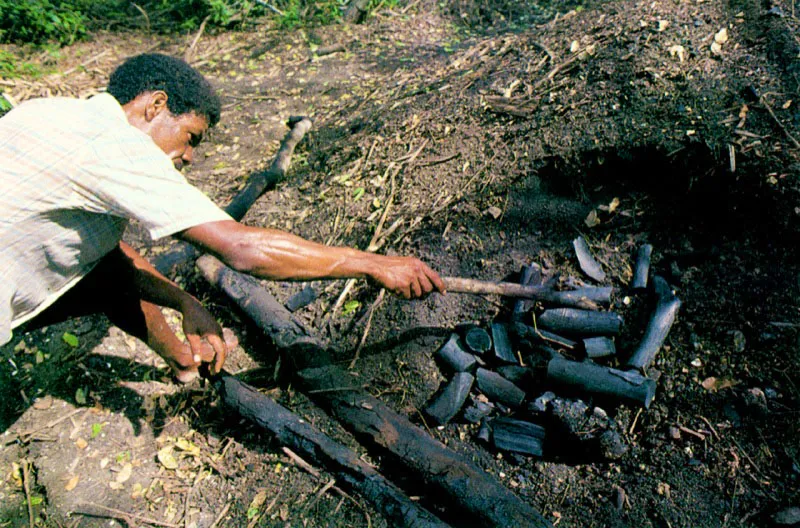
[{"x1": 0, "y1": 53, "x2": 445, "y2": 382}]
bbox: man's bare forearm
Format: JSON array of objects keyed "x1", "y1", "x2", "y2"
[{"x1": 118, "y1": 241, "x2": 199, "y2": 311}]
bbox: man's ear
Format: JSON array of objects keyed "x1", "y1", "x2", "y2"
[{"x1": 144, "y1": 90, "x2": 170, "y2": 122}]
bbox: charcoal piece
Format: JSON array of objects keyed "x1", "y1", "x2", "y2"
[
  {"x1": 513, "y1": 263, "x2": 542, "y2": 318},
  {"x1": 511, "y1": 323, "x2": 578, "y2": 350},
  {"x1": 433, "y1": 333, "x2": 478, "y2": 374},
  {"x1": 496, "y1": 365, "x2": 530, "y2": 385},
  {"x1": 631, "y1": 244, "x2": 653, "y2": 290},
  {"x1": 529, "y1": 391, "x2": 557, "y2": 414},
  {"x1": 627, "y1": 276, "x2": 681, "y2": 371},
  {"x1": 477, "y1": 418, "x2": 492, "y2": 443},
  {"x1": 539, "y1": 308, "x2": 623, "y2": 336},
  {"x1": 285, "y1": 285, "x2": 318, "y2": 312},
  {"x1": 583, "y1": 337, "x2": 617, "y2": 359},
  {"x1": 555, "y1": 286, "x2": 614, "y2": 306},
  {"x1": 573, "y1": 236, "x2": 606, "y2": 282},
  {"x1": 462, "y1": 399, "x2": 495, "y2": 424},
  {"x1": 491, "y1": 322, "x2": 517, "y2": 364},
  {"x1": 476, "y1": 368, "x2": 526, "y2": 408},
  {"x1": 464, "y1": 327, "x2": 492, "y2": 355},
  {"x1": 547, "y1": 357, "x2": 656, "y2": 408},
  {"x1": 491, "y1": 417, "x2": 546, "y2": 457},
  {"x1": 424, "y1": 373, "x2": 475, "y2": 425}
]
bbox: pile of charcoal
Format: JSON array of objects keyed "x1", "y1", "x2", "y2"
[{"x1": 423, "y1": 239, "x2": 681, "y2": 461}]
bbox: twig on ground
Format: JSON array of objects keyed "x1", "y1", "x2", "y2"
[
  {"x1": 75, "y1": 503, "x2": 181, "y2": 528},
  {"x1": 131, "y1": 3, "x2": 151, "y2": 32},
  {"x1": 208, "y1": 503, "x2": 231, "y2": 528},
  {"x1": 760, "y1": 95, "x2": 800, "y2": 149},
  {"x1": 185, "y1": 15, "x2": 211, "y2": 62},
  {"x1": 61, "y1": 50, "x2": 109, "y2": 77},
  {"x1": 349, "y1": 288, "x2": 386, "y2": 369},
  {"x1": 22, "y1": 459, "x2": 34, "y2": 528},
  {"x1": 697, "y1": 415, "x2": 721, "y2": 441},
  {"x1": 677, "y1": 423, "x2": 707, "y2": 441},
  {"x1": 8, "y1": 408, "x2": 84, "y2": 446}
]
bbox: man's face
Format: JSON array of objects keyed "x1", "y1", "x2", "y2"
[{"x1": 148, "y1": 110, "x2": 209, "y2": 170}]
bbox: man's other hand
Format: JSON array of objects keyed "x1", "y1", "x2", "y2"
[{"x1": 180, "y1": 300, "x2": 228, "y2": 375}]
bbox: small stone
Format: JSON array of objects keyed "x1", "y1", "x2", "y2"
[
  {"x1": 773, "y1": 507, "x2": 800, "y2": 525},
  {"x1": 732, "y1": 330, "x2": 746, "y2": 353},
  {"x1": 668, "y1": 426, "x2": 681, "y2": 440}
]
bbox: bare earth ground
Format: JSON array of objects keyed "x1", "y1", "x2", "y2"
[{"x1": 1, "y1": 0, "x2": 799, "y2": 526}]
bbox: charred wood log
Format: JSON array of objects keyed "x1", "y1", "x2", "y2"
[
  {"x1": 475, "y1": 368, "x2": 526, "y2": 408},
  {"x1": 573, "y1": 236, "x2": 606, "y2": 282},
  {"x1": 512, "y1": 263, "x2": 542, "y2": 318},
  {"x1": 197, "y1": 255, "x2": 552, "y2": 528},
  {"x1": 546, "y1": 357, "x2": 656, "y2": 408},
  {"x1": 631, "y1": 244, "x2": 653, "y2": 291},
  {"x1": 583, "y1": 337, "x2": 616, "y2": 359},
  {"x1": 423, "y1": 372, "x2": 474, "y2": 425},
  {"x1": 214, "y1": 373, "x2": 450, "y2": 528},
  {"x1": 154, "y1": 117, "x2": 312, "y2": 276},
  {"x1": 464, "y1": 326, "x2": 492, "y2": 356},
  {"x1": 627, "y1": 276, "x2": 681, "y2": 371},
  {"x1": 490, "y1": 322, "x2": 516, "y2": 364},
  {"x1": 511, "y1": 323, "x2": 578, "y2": 351},
  {"x1": 433, "y1": 334, "x2": 478, "y2": 374},
  {"x1": 538, "y1": 308, "x2": 623, "y2": 336},
  {"x1": 490, "y1": 417, "x2": 546, "y2": 458}
]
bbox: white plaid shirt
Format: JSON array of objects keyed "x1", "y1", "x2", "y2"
[{"x1": 0, "y1": 93, "x2": 231, "y2": 345}]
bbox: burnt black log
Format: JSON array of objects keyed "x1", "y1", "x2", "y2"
[
  {"x1": 573, "y1": 236, "x2": 606, "y2": 282},
  {"x1": 552, "y1": 286, "x2": 613, "y2": 306},
  {"x1": 539, "y1": 308, "x2": 623, "y2": 336},
  {"x1": 547, "y1": 357, "x2": 656, "y2": 408},
  {"x1": 513, "y1": 263, "x2": 542, "y2": 318},
  {"x1": 285, "y1": 285, "x2": 318, "y2": 312},
  {"x1": 464, "y1": 326, "x2": 492, "y2": 356},
  {"x1": 214, "y1": 373, "x2": 450, "y2": 528},
  {"x1": 462, "y1": 398, "x2": 495, "y2": 424},
  {"x1": 490, "y1": 322, "x2": 517, "y2": 364},
  {"x1": 197, "y1": 255, "x2": 552, "y2": 528},
  {"x1": 154, "y1": 117, "x2": 312, "y2": 276},
  {"x1": 434, "y1": 334, "x2": 478, "y2": 374},
  {"x1": 491, "y1": 417, "x2": 546, "y2": 457},
  {"x1": 495, "y1": 365, "x2": 531, "y2": 385},
  {"x1": 476, "y1": 368, "x2": 526, "y2": 408},
  {"x1": 627, "y1": 276, "x2": 681, "y2": 371},
  {"x1": 511, "y1": 323, "x2": 578, "y2": 351},
  {"x1": 424, "y1": 373, "x2": 474, "y2": 425},
  {"x1": 631, "y1": 244, "x2": 653, "y2": 290},
  {"x1": 583, "y1": 337, "x2": 616, "y2": 359}
]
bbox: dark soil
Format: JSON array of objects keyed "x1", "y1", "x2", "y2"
[{"x1": 1, "y1": 1, "x2": 799, "y2": 527}]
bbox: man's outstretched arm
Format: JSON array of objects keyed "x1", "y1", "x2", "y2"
[{"x1": 178, "y1": 220, "x2": 446, "y2": 299}]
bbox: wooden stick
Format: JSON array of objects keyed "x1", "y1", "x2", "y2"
[
  {"x1": 443, "y1": 277, "x2": 602, "y2": 309},
  {"x1": 349, "y1": 288, "x2": 385, "y2": 369},
  {"x1": 22, "y1": 459, "x2": 34, "y2": 528}
]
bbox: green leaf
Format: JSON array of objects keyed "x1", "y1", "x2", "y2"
[
  {"x1": 353, "y1": 187, "x2": 365, "y2": 201},
  {"x1": 247, "y1": 507, "x2": 259, "y2": 520},
  {"x1": 342, "y1": 300, "x2": 361, "y2": 315},
  {"x1": 35, "y1": 350, "x2": 44, "y2": 364},
  {"x1": 75, "y1": 388, "x2": 87, "y2": 405},
  {"x1": 62, "y1": 332, "x2": 79, "y2": 348},
  {"x1": 91, "y1": 423, "x2": 104, "y2": 439},
  {"x1": 30, "y1": 496, "x2": 43, "y2": 505}
]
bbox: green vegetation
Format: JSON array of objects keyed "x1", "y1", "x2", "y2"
[{"x1": 0, "y1": 0, "x2": 402, "y2": 46}]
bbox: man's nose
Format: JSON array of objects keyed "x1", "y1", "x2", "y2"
[{"x1": 182, "y1": 145, "x2": 194, "y2": 164}]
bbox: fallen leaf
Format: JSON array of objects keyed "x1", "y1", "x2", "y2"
[
  {"x1": 247, "y1": 489, "x2": 268, "y2": 519},
  {"x1": 584, "y1": 209, "x2": 600, "y2": 228},
  {"x1": 75, "y1": 438, "x2": 88, "y2": 450},
  {"x1": 65, "y1": 475, "x2": 79, "y2": 491},
  {"x1": 116, "y1": 463, "x2": 132, "y2": 483},
  {"x1": 158, "y1": 446, "x2": 179, "y2": 470},
  {"x1": 608, "y1": 197, "x2": 620, "y2": 213},
  {"x1": 657, "y1": 20, "x2": 669, "y2": 32},
  {"x1": 91, "y1": 423, "x2": 105, "y2": 439},
  {"x1": 485, "y1": 206, "x2": 502, "y2": 219},
  {"x1": 710, "y1": 41, "x2": 722, "y2": 55},
  {"x1": 701, "y1": 376, "x2": 739, "y2": 392},
  {"x1": 175, "y1": 438, "x2": 200, "y2": 457},
  {"x1": 668, "y1": 45, "x2": 686, "y2": 62},
  {"x1": 62, "y1": 332, "x2": 79, "y2": 348},
  {"x1": 714, "y1": 28, "x2": 729, "y2": 44},
  {"x1": 75, "y1": 388, "x2": 87, "y2": 405},
  {"x1": 109, "y1": 481, "x2": 123, "y2": 490}
]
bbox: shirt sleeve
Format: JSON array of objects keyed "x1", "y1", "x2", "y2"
[{"x1": 73, "y1": 124, "x2": 233, "y2": 240}]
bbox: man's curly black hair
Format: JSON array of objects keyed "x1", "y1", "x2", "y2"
[{"x1": 107, "y1": 53, "x2": 221, "y2": 127}]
